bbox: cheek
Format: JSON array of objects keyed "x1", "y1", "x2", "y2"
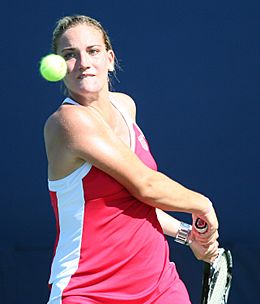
[
  {"x1": 66, "y1": 61, "x2": 75, "y2": 73},
  {"x1": 96, "y1": 55, "x2": 110, "y2": 70},
  {"x1": 66, "y1": 61, "x2": 71, "y2": 71}
]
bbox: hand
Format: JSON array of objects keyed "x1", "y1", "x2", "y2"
[
  {"x1": 189, "y1": 239, "x2": 219, "y2": 263},
  {"x1": 192, "y1": 201, "x2": 219, "y2": 245}
]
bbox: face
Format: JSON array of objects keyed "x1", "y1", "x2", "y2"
[{"x1": 57, "y1": 24, "x2": 114, "y2": 99}]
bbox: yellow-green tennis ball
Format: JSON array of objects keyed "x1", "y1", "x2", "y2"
[{"x1": 40, "y1": 54, "x2": 67, "y2": 82}]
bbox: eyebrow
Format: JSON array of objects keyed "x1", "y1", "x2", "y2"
[{"x1": 61, "y1": 45, "x2": 103, "y2": 53}]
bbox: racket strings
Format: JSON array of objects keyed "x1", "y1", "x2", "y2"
[{"x1": 208, "y1": 256, "x2": 229, "y2": 304}]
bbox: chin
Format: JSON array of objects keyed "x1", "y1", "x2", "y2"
[
  {"x1": 69, "y1": 80, "x2": 108, "y2": 97},
  {"x1": 69, "y1": 88, "x2": 103, "y2": 100},
  {"x1": 74, "y1": 84, "x2": 99, "y2": 93}
]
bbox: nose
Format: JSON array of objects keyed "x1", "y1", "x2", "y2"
[{"x1": 79, "y1": 52, "x2": 91, "y2": 70}]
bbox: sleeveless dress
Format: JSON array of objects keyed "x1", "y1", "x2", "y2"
[{"x1": 47, "y1": 96, "x2": 191, "y2": 304}]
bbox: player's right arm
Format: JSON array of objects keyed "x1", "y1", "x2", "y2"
[{"x1": 44, "y1": 104, "x2": 218, "y2": 243}]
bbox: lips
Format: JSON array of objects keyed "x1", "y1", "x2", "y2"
[{"x1": 78, "y1": 74, "x2": 95, "y2": 79}]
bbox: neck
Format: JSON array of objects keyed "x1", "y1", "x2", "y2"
[
  {"x1": 68, "y1": 91, "x2": 115, "y2": 127},
  {"x1": 68, "y1": 90, "x2": 110, "y2": 106}
]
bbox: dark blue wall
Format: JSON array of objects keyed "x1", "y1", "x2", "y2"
[{"x1": 1, "y1": 0, "x2": 259, "y2": 303}]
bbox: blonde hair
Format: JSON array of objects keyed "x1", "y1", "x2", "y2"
[{"x1": 52, "y1": 15, "x2": 113, "y2": 53}]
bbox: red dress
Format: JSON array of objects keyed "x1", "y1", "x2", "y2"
[{"x1": 47, "y1": 97, "x2": 191, "y2": 304}]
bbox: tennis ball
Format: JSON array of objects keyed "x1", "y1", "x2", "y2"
[{"x1": 40, "y1": 54, "x2": 67, "y2": 82}]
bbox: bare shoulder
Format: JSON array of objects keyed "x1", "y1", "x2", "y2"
[
  {"x1": 44, "y1": 104, "x2": 101, "y2": 157},
  {"x1": 44, "y1": 106, "x2": 70, "y2": 144},
  {"x1": 44, "y1": 104, "x2": 102, "y2": 180},
  {"x1": 110, "y1": 92, "x2": 137, "y2": 120},
  {"x1": 44, "y1": 104, "x2": 95, "y2": 140}
]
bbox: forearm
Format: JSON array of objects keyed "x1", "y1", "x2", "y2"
[
  {"x1": 141, "y1": 171, "x2": 210, "y2": 214},
  {"x1": 156, "y1": 208, "x2": 182, "y2": 237}
]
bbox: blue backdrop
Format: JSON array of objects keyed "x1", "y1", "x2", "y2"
[{"x1": 1, "y1": 0, "x2": 259, "y2": 303}]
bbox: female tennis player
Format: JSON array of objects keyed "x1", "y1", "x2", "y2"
[{"x1": 44, "y1": 15, "x2": 219, "y2": 304}]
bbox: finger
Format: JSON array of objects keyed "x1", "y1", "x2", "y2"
[
  {"x1": 194, "y1": 235, "x2": 214, "y2": 246},
  {"x1": 194, "y1": 230, "x2": 219, "y2": 245},
  {"x1": 205, "y1": 242, "x2": 219, "y2": 261}
]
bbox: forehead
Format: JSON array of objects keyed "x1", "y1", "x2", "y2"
[{"x1": 57, "y1": 24, "x2": 104, "y2": 51}]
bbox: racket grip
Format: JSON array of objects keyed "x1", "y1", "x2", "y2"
[{"x1": 195, "y1": 218, "x2": 208, "y2": 234}]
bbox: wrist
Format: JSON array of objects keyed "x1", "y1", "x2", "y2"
[
  {"x1": 198, "y1": 198, "x2": 213, "y2": 216},
  {"x1": 174, "y1": 222, "x2": 192, "y2": 246}
]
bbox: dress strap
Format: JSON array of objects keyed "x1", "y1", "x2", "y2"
[
  {"x1": 62, "y1": 97, "x2": 80, "y2": 105},
  {"x1": 109, "y1": 95, "x2": 136, "y2": 152}
]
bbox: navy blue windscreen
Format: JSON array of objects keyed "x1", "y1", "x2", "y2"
[{"x1": 1, "y1": 0, "x2": 259, "y2": 303}]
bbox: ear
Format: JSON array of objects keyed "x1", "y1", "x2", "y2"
[{"x1": 107, "y1": 50, "x2": 115, "y2": 72}]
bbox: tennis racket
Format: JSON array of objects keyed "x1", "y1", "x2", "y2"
[{"x1": 195, "y1": 219, "x2": 233, "y2": 304}]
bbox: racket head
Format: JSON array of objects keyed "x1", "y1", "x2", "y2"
[{"x1": 200, "y1": 248, "x2": 233, "y2": 304}]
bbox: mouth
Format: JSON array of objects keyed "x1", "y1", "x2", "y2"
[{"x1": 78, "y1": 74, "x2": 95, "y2": 79}]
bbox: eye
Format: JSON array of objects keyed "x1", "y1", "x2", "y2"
[
  {"x1": 88, "y1": 48, "x2": 100, "y2": 56},
  {"x1": 63, "y1": 52, "x2": 76, "y2": 60}
]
